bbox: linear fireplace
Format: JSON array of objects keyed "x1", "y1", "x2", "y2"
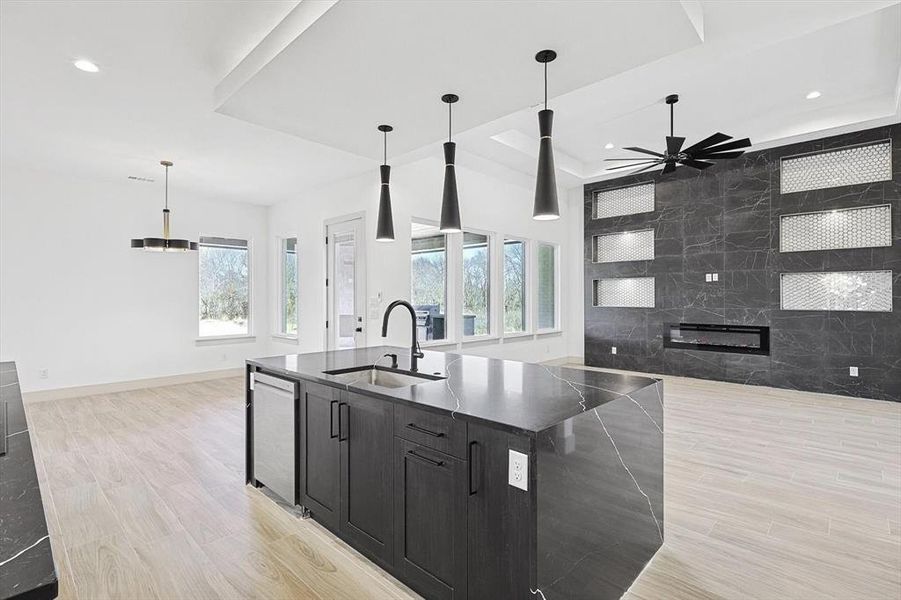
[{"x1": 663, "y1": 323, "x2": 770, "y2": 355}]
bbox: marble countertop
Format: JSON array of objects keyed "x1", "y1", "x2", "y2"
[
  {"x1": 0, "y1": 362, "x2": 57, "y2": 600},
  {"x1": 248, "y1": 346, "x2": 659, "y2": 434}
]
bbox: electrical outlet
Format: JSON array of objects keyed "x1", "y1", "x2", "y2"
[
  {"x1": 849, "y1": 366, "x2": 858, "y2": 377},
  {"x1": 38, "y1": 368, "x2": 48, "y2": 379},
  {"x1": 705, "y1": 273, "x2": 712, "y2": 282},
  {"x1": 508, "y1": 449, "x2": 528, "y2": 491},
  {"x1": 611, "y1": 346, "x2": 617, "y2": 354}
]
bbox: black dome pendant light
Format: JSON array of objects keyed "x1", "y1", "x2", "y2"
[
  {"x1": 130, "y1": 160, "x2": 198, "y2": 252},
  {"x1": 375, "y1": 124, "x2": 395, "y2": 242},
  {"x1": 439, "y1": 93, "x2": 462, "y2": 233},
  {"x1": 533, "y1": 49, "x2": 559, "y2": 221}
]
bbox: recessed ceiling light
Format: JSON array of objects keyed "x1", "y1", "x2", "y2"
[
  {"x1": 604, "y1": 142, "x2": 614, "y2": 150},
  {"x1": 806, "y1": 90, "x2": 821, "y2": 100},
  {"x1": 73, "y1": 59, "x2": 99, "y2": 73}
]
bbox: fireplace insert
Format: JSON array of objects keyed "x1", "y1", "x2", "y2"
[{"x1": 663, "y1": 323, "x2": 770, "y2": 355}]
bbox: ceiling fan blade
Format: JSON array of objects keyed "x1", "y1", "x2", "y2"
[
  {"x1": 628, "y1": 163, "x2": 663, "y2": 175},
  {"x1": 693, "y1": 150, "x2": 746, "y2": 160},
  {"x1": 699, "y1": 138, "x2": 751, "y2": 153},
  {"x1": 682, "y1": 132, "x2": 731, "y2": 154},
  {"x1": 623, "y1": 146, "x2": 665, "y2": 158},
  {"x1": 604, "y1": 158, "x2": 663, "y2": 161},
  {"x1": 666, "y1": 136, "x2": 685, "y2": 155},
  {"x1": 661, "y1": 162, "x2": 677, "y2": 175},
  {"x1": 679, "y1": 158, "x2": 715, "y2": 170},
  {"x1": 606, "y1": 160, "x2": 660, "y2": 171}
]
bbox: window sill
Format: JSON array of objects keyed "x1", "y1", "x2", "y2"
[
  {"x1": 536, "y1": 329, "x2": 563, "y2": 336},
  {"x1": 420, "y1": 339, "x2": 456, "y2": 349},
  {"x1": 195, "y1": 335, "x2": 256, "y2": 345},
  {"x1": 460, "y1": 335, "x2": 500, "y2": 345},
  {"x1": 501, "y1": 331, "x2": 533, "y2": 340},
  {"x1": 271, "y1": 334, "x2": 299, "y2": 342}
]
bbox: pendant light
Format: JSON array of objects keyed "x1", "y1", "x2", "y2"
[
  {"x1": 439, "y1": 93, "x2": 462, "y2": 233},
  {"x1": 533, "y1": 49, "x2": 559, "y2": 221},
  {"x1": 130, "y1": 160, "x2": 198, "y2": 251},
  {"x1": 375, "y1": 124, "x2": 395, "y2": 242}
]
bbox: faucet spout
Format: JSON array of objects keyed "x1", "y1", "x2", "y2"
[{"x1": 381, "y1": 300, "x2": 424, "y2": 372}]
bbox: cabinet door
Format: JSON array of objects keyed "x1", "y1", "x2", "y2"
[
  {"x1": 394, "y1": 439, "x2": 467, "y2": 600},
  {"x1": 300, "y1": 382, "x2": 340, "y2": 531},
  {"x1": 467, "y1": 423, "x2": 533, "y2": 599},
  {"x1": 339, "y1": 391, "x2": 394, "y2": 567}
]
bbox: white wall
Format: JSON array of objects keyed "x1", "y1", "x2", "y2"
[
  {"x1": 267, "y1": 155, "x2": 576, "y2": 363},
  {"x1": 0, "y1": 163, "x2": 271, "y2": 392},
  {"x1": 565, "y1": 185, "x2": 586, "y2": 361}
]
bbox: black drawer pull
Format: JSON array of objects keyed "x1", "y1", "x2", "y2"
[
  {"x1": 338, "y1": 403, "x2": 349, "y2": 441},
  {"x1": 468, "y1": 441, "x2": 480, "y2": 495},
  {"x1": 329, "y1": 400, "x2": 339, "y2": 439},
  {"x1": 407, "y1": 450, "x2": 444, "y2": 467},
  {"x1": 406, "y1": 422, "x2": 445, "y2": 438}
]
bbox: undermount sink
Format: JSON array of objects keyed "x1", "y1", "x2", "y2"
[{"x1": 323, "y1": 365, "x2": 446, "y2": 389}]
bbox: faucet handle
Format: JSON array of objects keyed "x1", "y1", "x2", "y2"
[{"x1": 383, "y1": 353, "x2": 399, "y2": 369}]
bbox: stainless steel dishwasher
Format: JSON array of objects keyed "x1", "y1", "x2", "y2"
[{"x1": 252, "y1": 372, "x2": 298, "y2": 504}]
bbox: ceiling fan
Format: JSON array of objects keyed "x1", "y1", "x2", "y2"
[{"x1": 605, "y1": 94, "x2": 751, "y2": 175}]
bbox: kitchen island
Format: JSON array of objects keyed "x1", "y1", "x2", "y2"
[{"x1": 246, "y1": 347, "x2": 664, "y2": 600}]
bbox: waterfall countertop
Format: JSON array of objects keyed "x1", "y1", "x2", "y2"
[
  {"x1": 0, "y1": 362, "x2": 58, "y2": 600},
  {"x1": 247, "y1": 346, "x2": 660, "y2": 434}
]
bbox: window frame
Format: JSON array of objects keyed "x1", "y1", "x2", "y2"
[
  {"x1": 196, "y1": 235, "x2": 254, "y2": 342},
  {"x1": 533, "y1": 240, "x2": 561, "y2": 333},
  {"x1": 410, "y1": 218, "x2": 454, "y2": 346},
  {"x1": 274, "y1": 236, "x2": 299, "y2": 340},
  {"x1": 459, "y1": 227, "x2": 496, "y2": 342},
  {"x1": 501, "y1": 235, "x2": 530, "y2": 337}
]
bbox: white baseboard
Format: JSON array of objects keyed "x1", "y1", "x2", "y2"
[{"x1": 23, "y1": 367, "x2": 244, "y2": 403}]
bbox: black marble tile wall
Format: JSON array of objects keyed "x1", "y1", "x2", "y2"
[{"x1": 584, "y1": 124, "x2": 900, "y2": 402}]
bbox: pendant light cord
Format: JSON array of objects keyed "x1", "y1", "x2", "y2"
[
  {"x1": 164, "y1": 164, "x2": 169, "y2": 210},
  {"x1": 670, "y1": 102, "x2": 674, "y2": 138},
  {"x1": 448, "y1": 102, "x2": 452, "y2": 142},
  {"x1": 544, "y1": 61, "x2": 548, "y2": 110},
  {"x1": 383, "y1": 130, "x2": 387, "y2": 166}
]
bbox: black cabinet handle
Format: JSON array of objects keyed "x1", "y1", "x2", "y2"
[
  {"x1": 406, "y1": 422, "x2": 445, "y2": 438},
  {"x1": 468, "y1": 441, "x2": 480, "y2": 496},
  {"x1": 338, "y1": 403, "x2": 349, "y2": 441},
  {"x1": 407, "y1": 450, "x2": 444, "y2": 468},
  {"x1": 329, "y1": 400, "x2": 339, "y2": 439}
]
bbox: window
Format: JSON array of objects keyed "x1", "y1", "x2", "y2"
[
  {"x1": 503, "y1": 238, "x2": 526, "y2": 333},
  {"x1": 537, "y1": 243, "x2": 557, "y2": 330},
  {"x1": 199, "y1": 237, "x2": 250, "y2": 337},
  {"x1": 411, "y1": 222, "x2": 447, "y2": 342},
  {"x1": 278, "y1": 237, "x2": 298, "y2": 336},
  {"x1": 462, "y1": 232, "x2": 490, "y2": 336}
]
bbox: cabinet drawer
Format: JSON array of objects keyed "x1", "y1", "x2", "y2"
[{"x1": 395, "y1": 404, "x2": 466, "y2": 459}]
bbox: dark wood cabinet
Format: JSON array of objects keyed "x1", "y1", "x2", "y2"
[
  {"x1": 394, "y1": 438, "x2": 467, "y2": 600},
  {"x1": 339, "y1": 391, "x2": 395, "y2": 568},
  {"x1": 299, "y1": 381, "x2": 341, "y2": 531},
  {"x1": 466, "y1": 423, "x2": 533, "y2": 599}
]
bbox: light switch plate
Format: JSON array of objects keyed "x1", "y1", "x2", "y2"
[
  {"x1": 849, "y1": 366, "x2": 858, "y2": 377},
  {"x1": 705, "y1": 274, "x2": 712, "y2": 282},
  {"x1": 712, "y1": 273, "x2": 719, "y2": 282},
  {"x1": 611, "y1": 346, "x2": 617, "y2": 354},
  {"x1": 508, "y1": 449, "x2": 528, "y2": 491}
]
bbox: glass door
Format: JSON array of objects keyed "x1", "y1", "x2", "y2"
[{"x1": 326, "y1": 217, "x2": 365, "y2": 350}]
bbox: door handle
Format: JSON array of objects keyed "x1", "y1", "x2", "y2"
[
  {"x1": 338, "y1": 403, "x2": 349, "y2": 441},
  {"x1": 406, "y1": 450, "x2": 444, "y2": 468},
  {"x1": 468, "y1": 441, "x2": 480, "y2": 496},
  {"x1": 329, "y1": 400, "x2": 339, "y2": 439},
  {"x1": 405, "y1": 422, "x2": 445, "y2": 438}
]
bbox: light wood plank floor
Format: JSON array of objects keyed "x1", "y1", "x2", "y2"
[{"x1": 24, "y1": 372, "x2": 900, "y2": 600}]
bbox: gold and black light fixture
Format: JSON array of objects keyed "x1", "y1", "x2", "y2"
[
  {"x1": 533, "y1": 49, "x2": 559, "y2": 221},
  {"x1": 375, "y1": 124, "x2": 395, "y2": 242},
  {"x1": 439, "y1": 93, "x2": 462, "y2": 233},
  {"x1": 130, "y1": 160, "x2": 197, "y2": 252}
]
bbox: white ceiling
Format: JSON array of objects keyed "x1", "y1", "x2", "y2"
[{"x1": 1, "y1": 0, "x2": 899, "y2": 206}]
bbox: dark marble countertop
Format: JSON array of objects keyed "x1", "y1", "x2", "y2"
[
  {"x1": 248, "y1": 346, "x2": 660, "y2": 434},
  {"x1": 0, "y1": 362, "x2": 58, "y2": 600}
]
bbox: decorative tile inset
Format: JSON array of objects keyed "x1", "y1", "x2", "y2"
[
  {"x1": 593, "y1": 277, "x2": 655, "y2": 308},
  {"x1": 780, "y1": 204, "x2": 892, "y2": 252},
  {"x1": 780, "y1": 270, "x2": 892, "y2": 312},
  {"x1": 594, "y1": 229, "x2": 655, "y2": 263},
  {"x1": 780, "y1": 140, "x2": 891, "y2": 194},
  {"x1": 593, "y1": 183, "x2": 655, "y2": 220}
]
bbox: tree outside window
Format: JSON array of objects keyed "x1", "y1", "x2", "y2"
[{"x1": 199, "y1": 237, "x2": 249, "y2": 337}]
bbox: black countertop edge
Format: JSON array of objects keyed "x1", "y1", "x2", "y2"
[
  {"x1": 0, "y1": 361, "x2": 58, "y2": 600},
  {"x1": 247, "y1": 347, "x2": 661, "y2": 434}
]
